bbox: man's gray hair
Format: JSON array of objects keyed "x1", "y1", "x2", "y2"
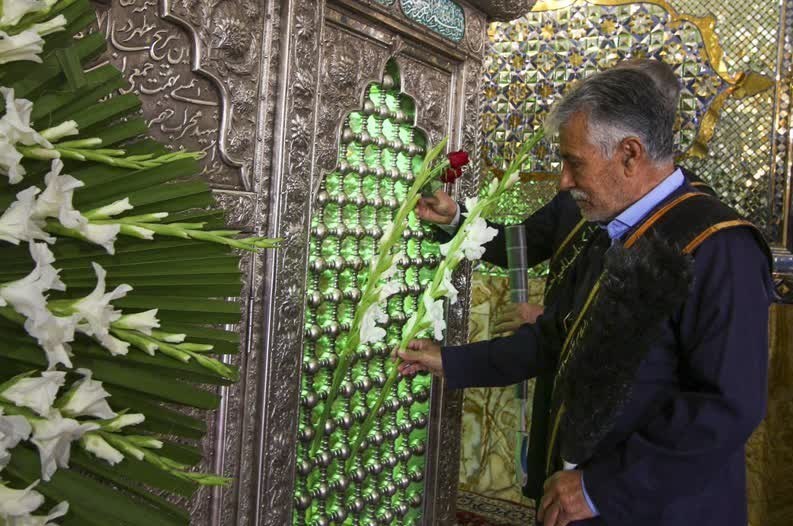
[{"x1": 545, "y1": 68, "x2": 676, "y2": 163}]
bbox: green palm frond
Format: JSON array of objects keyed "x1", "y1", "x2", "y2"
[{"x1": 0, "y1": 1, "x2": 274, "y2": 523}]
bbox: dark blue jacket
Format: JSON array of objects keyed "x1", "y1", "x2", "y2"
[{"x1": 441, "y1": 187, "x2": 773, "y2": 526}]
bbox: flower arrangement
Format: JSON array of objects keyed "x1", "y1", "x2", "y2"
[
  {"x1": 0, "y1": 1, "x2": 277, "y2": 524},
  {"x1": 345, "y1": 131, "x2": 544, "y2": 467},
  {"x1": 308, "y1": 138, "x2": 469, "y2": 457}
]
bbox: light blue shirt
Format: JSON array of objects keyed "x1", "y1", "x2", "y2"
[
  {"x1": 604, "y1": 168, "x2": 685, "y2": 241},
  {"x1": 580, "y1": 167, "x2": 685, "y2": 516}
]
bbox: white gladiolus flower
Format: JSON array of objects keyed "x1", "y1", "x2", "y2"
[
  {"x1": 0, "y1": 15, "x2": 66, "y2": 66},
  {"x1": 0, "y1": 30, "x2": 43, "y2": 65},
  {"x1": 102, "y1": 413, "x2": 145, "y2": 432},
  {"x1": 377, "y1": 281, "x2": 401, "y2": 302},
  {"x1": 154, "y1": 330, "x2": 185, "y2": 343},
  {"x1": 30, "y1": 13, "x2": 66, "y2": 37},
  {"x1": 487, "y1": 176, "x2": 499, "y2": 195},
  {"x1": 359, "y1": 302, "x2": 388, "y2": 345},
  {"x1": 1, "y1": 371, "x2": 65, "y2": 417},
  {"x1": 423, "y1": 295, "x2": 446, "y2": 341},
  {"x1": 462, "y1": 196, "x2": 479, "y2": 216},
  {"x1": 0, "y1": 0, "x2": 53, "y2": 27},
  {"x1": 24, "y1": 312, "x2": 78, "y2": 370},
  {"x1": 80, "y1": 433, "x2": 123, "y2": 465},
  {"x1": 95, "y1": 333, "x2": 129, "y2": 356},
  {"x1": 452, "y1": 216, "x2": 498, "y2": 262},
  {"x1": 113, "y1": 309, "x2": 159, "y2": 335},
  {"x1": 73, "y1": 263, "x2": 131, "y2": 341},
  {"x1": 130, "y1": 436, "x2": 162, "y2": 449},
  {"x1": 85, "y1": 198, "x2": 133, "y2": 219},
  {"x1": 0, "y1": 87, "x2": 52, "y2": 184},
  {"x1": 460, "y1": 216, "x2": 499, "y2": 260},
  {"x1": 0, "y1": 243, "x2": 64, "y2": 321},
  {"x1": 38, "y1": 120, "x2": 77, "y2": 142},
  {"x1": 30, "y1": 410, "x2": 99, "y2": 481},
  {"x1": 439, "y1": 268, "x2": 458, "y2": 305},
  {"x1": 31, "y1": 159, "x2": 85, "y2": 229},
  {"x1": 76, "y1": 223, "x2": 121, "y2": 254},
  {"x1": 505, "y1": 171, "x2": 521, "y2": 189},
  {"x1": 0, "y1": 480, "x2": 44, "y2": 517},
  {"x1": 0, "y1": 136, "x2": 25, "y2": 184},
  {"x1": 59, "y1": 369, "x2": 116, "y2": 420},
  {"x1": 0, "y1": 186, "x2": 52, "y2": 244},
  {"x1": 0, "y1": 244, "x2": 71, "y2": 366},
  {"x1": 0, "y1": 242, "x2": 77, "y2": 370},
  {"x1": 120, "y1": 224, "x2": 154, "y2": 240},
  {"x1": 0, "y1": 407, "x2": 32, "y2": 470},
  {"x1": 5, "y1": 500, "x2": 69, "y2": 526}
]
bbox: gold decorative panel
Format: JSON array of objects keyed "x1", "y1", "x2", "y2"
[
  {"x1": 459, "y1": 274, "x2": 546, "y2": 503},
  {"x1": 480, "y1": 0, "x2": 790, "y2": 243}
]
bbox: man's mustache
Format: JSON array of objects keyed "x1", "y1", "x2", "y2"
[{"x1": 570, "y1": 189, "x2": 589, "y2": 202}]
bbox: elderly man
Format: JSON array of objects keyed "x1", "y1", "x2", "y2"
[
  {"x1": 401, "y1": 68, "x2": 773, "y2": 526},
  {"x1": 421, "y1": 58, "x2": 719, "y2": 502}
]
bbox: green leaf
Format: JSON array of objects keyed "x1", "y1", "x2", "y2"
[
  {"x1": 159, "y1": 441, "x2": 203, "y2": 467},
  {"x1": 8, "y1": 32, "x2": 106, "y2": 99},
  {"x1": 6, "y1": 447, "x2": 186, "y2": 526},
  {"x1": 115, "y1": 295, "x2": 241, "y2": 325},
  {"x1": 31, "y1": 65, "x2": 122, "y2": 123},
  {"x1": 55, "y1": 47, "x2": 86, "y2": 90},
  {"x1": 110, "y1": 284, "x2": 243, "y2": 300},
  {"x1": 164, "y1": 209, "x2": 227, "y2": 229},
  {"x1": 68, "y1": 93, "x2": 141, "y2": 132},
  {"x1": 70, "y1": 340, "x2": 236, "y2": 386},
  {"x1": 88, "y1": 118, "x2": 151, "y2": 149},
  {"x1": 58, "y1": 256, "x2": 240, "y2": 277},
  {"x1": 73, "y1": 158, "x2": 200, "y2": 208},
  {"x1": 162, "y1": 323, "x2": 240, "y2": 344},
  {"x1": 45, "y1": 1, "x2": 95, "y2": 45},
  {"x1": 123, "y1": 180, "x2": 209, "y2": 207},
  {"x1": 0, "y1": 342, "x2": 221, "y2": 408},
  {"x1": 53, "y1": 243, "x2": 229, "y2": 268},
  {"x1": 52, "y1": 237, "x2": 231, "y2": 262},
  {"x1": 106, "y1": 388, "x2": 207, "y2": 432},
  {"x1": 70, "y1": 449, "x2": 196, "y2": 509}
]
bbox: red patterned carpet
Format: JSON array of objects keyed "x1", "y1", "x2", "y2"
[{"x1": 455, "y1": 490, "x2": 536, "y2": 526}]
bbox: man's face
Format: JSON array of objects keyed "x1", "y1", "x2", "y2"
[{"x1": 558, "y1": 112, "x2": 628, "y2": 222}]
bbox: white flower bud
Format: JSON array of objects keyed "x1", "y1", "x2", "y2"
[
  {"x1": 103, "y1": 413, "x2": 145, "y2": 432},
  {"x1": 81, "y1": 433, "x2": 123, "y2": 465},
  {"x1": 113, "y1": 309, "x2": 160, "y2": 335},
  {"x1": 84, "y1": 198, "x2": 134, "y2": 220},
  {"x1": 38, "y1": 120, "x2": 78, "y2": 142}
]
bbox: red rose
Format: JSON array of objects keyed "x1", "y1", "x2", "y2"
[
  {"x1": 441, "y1": 166, "x2": 462, "y2": 183},
  {"x1": 441, "y1": 150, "x2": 469, "y2": 183},
  {"x1": 447, "y1": 150, "x2": 469, "y2": 169}
]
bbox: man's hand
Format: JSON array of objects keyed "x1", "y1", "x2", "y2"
[
  {"x1": 538, "y1": 470, "x2": 596, "y2": 526},
  {"x1": 493, "y1": 302, "x2": 544, "y2": 334},
  {"x1": 395, "y1": 339, "x2": 444, "y2": 377},
  {"x1": 416, "y1": 190, "x2": 458, "y2": 225}
]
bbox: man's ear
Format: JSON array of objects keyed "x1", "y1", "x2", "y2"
[{"x1": 619, "y1": 137, "x2": 644, "y2": 176}]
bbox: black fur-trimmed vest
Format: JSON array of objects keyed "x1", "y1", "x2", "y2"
[{"x1": 523, "y1": 188, "x2": 771, "y2": 499}]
